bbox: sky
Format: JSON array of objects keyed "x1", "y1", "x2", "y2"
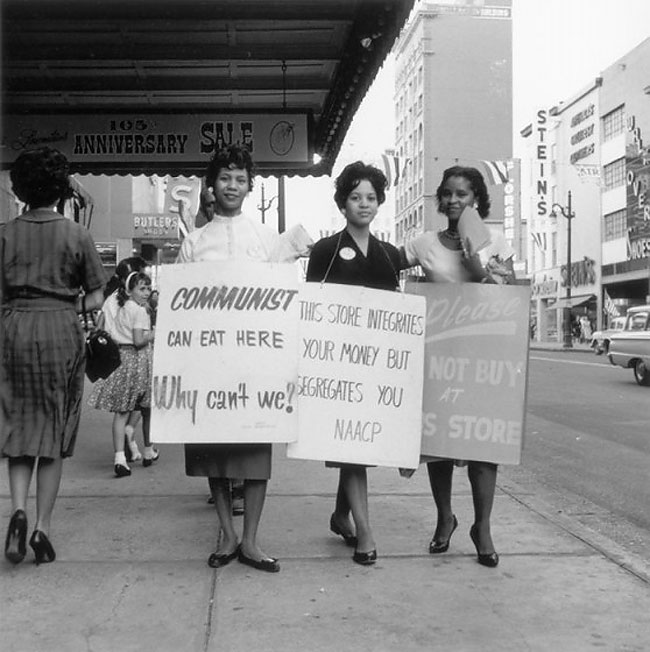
[{"x1": 264, "y1": 0, "x2": 650, "y2": 236}]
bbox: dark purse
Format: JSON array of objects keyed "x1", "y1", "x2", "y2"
[{"x1": 83, "y1": 299, "x2": 121, "y2": 382}]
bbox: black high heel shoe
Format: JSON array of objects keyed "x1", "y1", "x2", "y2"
[
  {"x1": 429, "y1": 514, "x2": 458, "y2": 554},
  {"x1": 469, "y1": 525, "x2": 499, "y2": 568},
  {"x1": 29, "y1": 530, "x2": 56, "y2": 565},
  {"x1": 5, "y1": 509, "x2": 27, "y2": 564},
  {"x1": 352, "y1": 548, "x2": 377, "y2": 566}
]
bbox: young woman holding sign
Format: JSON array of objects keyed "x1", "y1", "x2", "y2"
[
  {"x1": 306, "y1": 161, "x2": 402, "y2": 566},
  {"x1": 176, "y1": 144, "x2": 311, "y2": 573},
  {"x1": 401, "y1": 165, "x2": 514, "y2": 567}
]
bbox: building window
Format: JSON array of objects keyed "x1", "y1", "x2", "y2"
[
  {"x1": 603, "y1": 158, "x2": 625, "y2": 190},
  {"x1": 603, "y1": 209, "x2": 627, "y2": 241},
  {"x1": 602, "y1": 105, "x2": 624, "y2": 141}
]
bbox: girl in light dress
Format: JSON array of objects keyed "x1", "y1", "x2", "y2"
[{"x1": 89, "y1": 271, "x2": 157, "y2": 477}]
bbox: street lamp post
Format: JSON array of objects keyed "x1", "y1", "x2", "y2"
[
  {"x1": 258, "y1": 181, "x2": 277, "y2": 225},
  {"x1": 551, "y1": 190, "x2": 575, "y2": 349}
]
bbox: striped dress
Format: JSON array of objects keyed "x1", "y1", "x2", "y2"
[{"x1": 1, "y1": 209, "x2": 106, "y2": 459}]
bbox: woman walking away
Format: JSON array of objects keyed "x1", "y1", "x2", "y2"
[{"x1": 2, "y1": 147, "x2": 106, "y2": 565}]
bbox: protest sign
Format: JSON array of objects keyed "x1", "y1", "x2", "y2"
[
  {"x1": 150, "y1": 261, "x2": 299, "y2": 443},
  {"x1": 287, "y1": 284, "x2": 426, "y2": 468},
  {"x1": 408, "y1": 283, "x2": 530, "y2": 465}
]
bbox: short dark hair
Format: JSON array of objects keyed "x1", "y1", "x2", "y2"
[
  {"x1": 334, "y1": 161, "x2": 388, "y2": 210},
  {"x1": 10, "y1": 147, "x2": 72, "y2": 208},
  {"x1": 205, "y1": 144, "x2": 255, "y2": 191},
  {"x1": 435, "y1": 166, "x2": 491, "y2": 219}
]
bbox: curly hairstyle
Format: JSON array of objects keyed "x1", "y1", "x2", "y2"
[
  {"x1": 205, "y1": 144, "x2": 255, "y2": 191},
  {"x1": 10, "y1": 147, "x2": 72, "y2": 208},
  {"x1": 334, "y1": 161, "x2": 388, "y2": 210},
  {"x1": 104, "y1": 256, "x2": 148, "y2": 298},
  {"x1": 435, "y1": 165, "x2": 491, "y2": 219},
  {"x1": 117, "y1": 270, "x2": 151, "y2": 307}
]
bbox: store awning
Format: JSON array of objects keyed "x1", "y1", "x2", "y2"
[{"x1": 547, "y1": 294, "x2": 596, "y2": 310}]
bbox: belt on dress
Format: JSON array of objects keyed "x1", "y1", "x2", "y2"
[{"x1": 3, "y1": 296, "x2": 76, "y2": 311}]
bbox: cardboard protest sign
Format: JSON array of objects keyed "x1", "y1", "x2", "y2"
[
  {"x1": 287, "y1": 284, "x2": 426, "y2": 468},
  {"x1": 408, "y1": 283, "x2": 530, "y2": 465},
  {"x1": 151, "y1": 261, "x2": 299, "y2": 443}
]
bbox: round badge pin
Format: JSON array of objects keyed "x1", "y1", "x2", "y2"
[{"x1": 339, "y1": 247, "x2": 356, "y2": 261}]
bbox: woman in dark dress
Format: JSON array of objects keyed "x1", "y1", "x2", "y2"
[
  {"x1": 306, "y1": 161, "x2": 401, "y2": 565},
  {"x1": 2, "y1": 147, "x2": 106, "y2": 565}
]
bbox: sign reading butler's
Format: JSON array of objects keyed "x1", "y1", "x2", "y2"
[
  {"x1": 287, "y1": 284, "x2": 426, "y2": 469},
  {"x1": 409, "y1": 283, "x2": 530, "y2": 465},
  {"x1": 1, "y1": 113, "x2": 310, "y2": 170},
  {"x1": 150, "y1": 262, "x2": 299, "y2": 444}
]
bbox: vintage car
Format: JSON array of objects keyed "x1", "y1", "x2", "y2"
[
  {"x1": 589, "y1": 316, "x2": 626, "y2": 355},
  {"x1": 608, "y1": 305, "x2": 650, "y2": 386}
]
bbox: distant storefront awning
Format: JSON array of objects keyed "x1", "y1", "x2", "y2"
[{"x1": 547, "y1": 294, "x2": 596, "y2": 310}]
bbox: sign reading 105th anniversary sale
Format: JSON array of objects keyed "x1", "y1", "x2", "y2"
[{"x1": 150, "y1": 262, "x2": 299, "y2": 444}]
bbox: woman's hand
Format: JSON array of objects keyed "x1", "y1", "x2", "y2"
[{"x1": 460, "y1": 237, "x2": 488, "y2": 282}]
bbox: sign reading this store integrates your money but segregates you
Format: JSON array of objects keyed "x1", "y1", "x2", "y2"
[{"x1": 286, "y1": 284, "x2": 426, "y2": 469}]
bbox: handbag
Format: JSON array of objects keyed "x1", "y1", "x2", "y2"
[{"x1": 83, "y1": 299, "x2": 121, "y2": 382}]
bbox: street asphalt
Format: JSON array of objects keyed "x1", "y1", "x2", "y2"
[{"x1": 1, "y1": 342, "x2": 648, "y2": 652}]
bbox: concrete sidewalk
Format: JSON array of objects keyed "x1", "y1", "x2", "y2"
[{"x1": 1, "y1": 389, "x2": 649, "y2": 652}]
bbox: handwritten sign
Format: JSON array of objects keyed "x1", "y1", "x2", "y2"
[
  {"x1": 408, "y1": 283, "x2": 530, "y2": 465},
  {"x1": 286, "y1": 284, "x2": 426, "y2": 468},
  {"x1": 150, "y1": 262, "x2": 299, "y2": 444}
]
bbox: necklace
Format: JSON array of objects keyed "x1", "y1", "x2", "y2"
[{"x1": 442, "y1": 228, "x2": 460, "y2": 241}]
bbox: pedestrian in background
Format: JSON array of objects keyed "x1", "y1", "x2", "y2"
[
  {"x1": 98, "y1": 256, "x2": 158, "y2": 464},
  {"x1": 401, "y1": 165, "x2": 515, "y2": 567},
  {"x1": 2, "y1": 147, "x2": 106, "y2": 565},
  {"x1": 306, "y1": 161, "x2": 402, "y2": 566},
  {"x1": 88, "y1": 270, "x2": 156, "y2": 477}
]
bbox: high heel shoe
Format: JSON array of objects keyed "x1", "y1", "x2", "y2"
[
  {"x1": 29, "y1": 530, "x2": 56, "y2": 565},
  {"x1": 429, "y1": 514, "x2": 458, "y2": 554},
  {"x1": 329, "y1": 513, "x2": 357, "y2": 548},
  {"x1": 352, "y1": 549, "x2": 377, "y2": 566},
  {"x1": 5, "y1": 509, "x2": 27, "y2": 564},
  {"x1": 469, "y1": 525, "x2": 499, "y2": 568}
]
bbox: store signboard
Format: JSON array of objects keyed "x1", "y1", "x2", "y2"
[{"x1": 1, "y1": 113, "x2": 310, "y2": 169}]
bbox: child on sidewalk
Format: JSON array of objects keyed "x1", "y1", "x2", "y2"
[{"x1": 88, "y1": 271, "x2": 157, "y2": 477}]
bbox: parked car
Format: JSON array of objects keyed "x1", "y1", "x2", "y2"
[
  {"x1": 607, "y1": 305, "x2": 650, "y2": 386},
  {"x1": 590, "y1": 316, "x2": 626, "y2": 355}
]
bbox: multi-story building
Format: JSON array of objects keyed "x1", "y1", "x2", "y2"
[
  {"x1": 392, "y1": 0, "x2": 519, "y2": 263},
  {"x1": 521, "y1": 37, "x2": 650, "y2": 342}
]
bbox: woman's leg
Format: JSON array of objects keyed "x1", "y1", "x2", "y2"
[
  {"x1": 240, "y1": 479, "x2": 274, "y2": 561},
  {"x1": 339, "y1": 465, "x2": 375, "y2": 553},
  {"x1": 330, "y1": 472, "x2": 355, "y2": 537},
  {"x1": 426, "y1": 460, "x2": 456, "y2": 540},
  {"x1": 467, "y1": 461, "x2": 497, "y2": 554},
  {"x1": 8, "y1": 456, "x2": 36, "y2": 513},
  {"x1": 208, "y1": 477, "x2": 238, "y2": 554},
  {"x1": 34, "y1": 457, "x2": 63, "y2": 535},
  {"x1": 112, "y1": 411, "x2": 130, "y2": 454}
]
